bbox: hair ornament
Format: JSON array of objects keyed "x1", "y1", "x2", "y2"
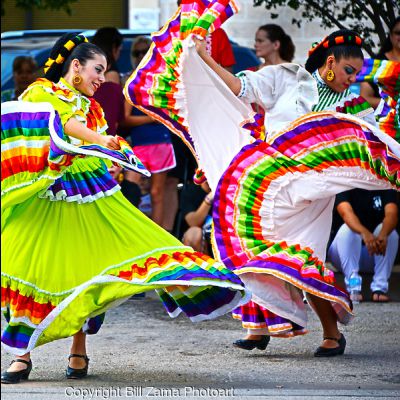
[
  {"x1": 64, "y1": 39, "x2": 76, "y2": 51},
  {"x1": 44, "y1": 58, "x2": 55, "y2": 74},
  {"x1": 308, "y1": 31, "x2": 363, "y2": 56},
  {"x1": 55, "y1": 54, "x2": 65, "y2": 64}
]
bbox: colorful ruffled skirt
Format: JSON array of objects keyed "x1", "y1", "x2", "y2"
[
  {"x1": 124, "y1": 0, "x2": 400, "y2": 336},
  {"x1": 214, "y1": 113, "x2": 399, "y2": 333},
  {"x1": 1, "y1": 101, "x2": 250, "y2": 355}
]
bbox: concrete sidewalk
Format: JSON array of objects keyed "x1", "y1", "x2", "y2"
[{"x1": 1, "y1": 290, "x2": 400, "y2": 400}]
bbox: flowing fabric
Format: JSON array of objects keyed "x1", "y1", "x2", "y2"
[
  {"x1": 214, "y1": 112, "x2": 399, "y2": 330},
  {"x1": 1, "y1": 93, "x2": 251, "y2": 356},
  {"x1": 124, "y1": 0, "x2": 249, "y2": 191},
  {"x1": 125, "y1": 0, "x2": 400, "y2": 334},
  {"x1": 1, "y1": 101, "x2": 149, "y2": 208},
  {"x1": 356, "y1": 58, "x2": 400, "y2": 141}
]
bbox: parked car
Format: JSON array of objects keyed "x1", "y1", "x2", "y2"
[
  {"x1": 1, "y1": 30, "x2": 81, "y2": 91},
  {"x1": 1, "y1": 29, "x2": 260, "y2": 91},
  {"x1": 1, "y1": 29, "x2": 148, "y2": 91}
]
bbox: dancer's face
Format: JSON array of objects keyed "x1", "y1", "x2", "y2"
[
  {"x1": 72, "y1": 54, "x2": 107, "y2": 96},
  {"x1": 324, "y1": 55, "x2": 363, "y2": 93}
]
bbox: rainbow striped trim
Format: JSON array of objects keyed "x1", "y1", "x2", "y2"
[
  {"x1": 232, "y1": 301, "x2": 307, "y2": 335},
  {"x1": 2, "y1": 248, "x2": 250, "y2": 353},
  {"x1": 357, "y1": 59, "x2": 400, "y2": 99},
  {"x1": 356, "y1": 59, "x2": 400, "y2": 141},
  {"x1": 212, "y1": 112, "x2": 399, "y2": 324},
  {"x1": 335, "y1": 95, "x2": 374, "y2": 117},
  {"x1": 1, "y1": 101, "x2": 150, "y2": 207}
]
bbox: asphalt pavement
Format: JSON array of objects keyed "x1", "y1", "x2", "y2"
[{"x1": 1, "y1": 271, "x2": 400, "y2": 400}]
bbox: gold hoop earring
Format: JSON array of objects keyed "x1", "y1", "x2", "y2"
[
  {"x1": 73, "y1": 74, "x2": 82, "y2": 85},
  {"x1": 326, "y1": 69, "x2": 335, "y2": 82}
]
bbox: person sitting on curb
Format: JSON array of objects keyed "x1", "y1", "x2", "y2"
[{"x1": 328, "y1": 189, "x2": 399, "y2": 302}]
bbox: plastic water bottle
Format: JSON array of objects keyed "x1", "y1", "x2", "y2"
[{"x1": 348, "y1": 271, "x2": 362, "y2": 304}]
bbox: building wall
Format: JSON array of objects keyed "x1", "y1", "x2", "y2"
[
  {"x1": 159, "y1": 0, "x2": 332, "y2": 65},
  {"x1": 1, "y1": 1, "x2": 26, "y2": 32},
  {"x1": 224, "y1": 1, "x2": 332, "y2": 64},
  {"x1": 1, "y1": 0, "x2": 127, "y2": 32},
  {"x1": 3, "y1": 0, "x2": 359, "y2": 65}
]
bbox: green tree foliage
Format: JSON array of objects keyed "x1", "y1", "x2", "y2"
[
  {"x1": 253, "y1": 0, "x2": 400, "y2": 55},
  {"x1": 1, "y1": 0, "x2": 79, "y2": 17}
]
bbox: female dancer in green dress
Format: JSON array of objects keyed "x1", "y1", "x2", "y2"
[{"x1": 1, "y1": 33, "x2": 249, "y2": 383}]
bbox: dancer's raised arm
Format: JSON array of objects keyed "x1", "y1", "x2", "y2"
[{"x1": 193, "y1": 36, "x2": 241, "y2": 95}]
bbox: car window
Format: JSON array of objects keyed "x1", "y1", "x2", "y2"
[
  {"x1": 1, "y1": 51, "x2": 17, "y2": 84},
  {"x1": 2, "y1": 48, "x2": 52, "y2": 90},
  {"x1": 1, "y1": 35, "x2": 58, "y2": 91}
]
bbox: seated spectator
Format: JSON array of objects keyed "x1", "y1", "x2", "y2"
[
  {"x1": 137, "y1": 177, "x2": 152, "y2": 218},
  {"x1": 328, "y1": 189, "x2": 399, "y2": 302},
  {"x1": 1, "y1": 56, "x2": 37, "y2": 102},
  {"x1": 181, "y1": 181, "x2": 214, "y2": 255}
]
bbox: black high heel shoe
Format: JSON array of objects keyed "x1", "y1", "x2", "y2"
[
  {"x1": 314, "y1": 333, "x2": 346, "y2": 357},
  {"x1": 233, "y1": 335, "x2": 270, "y2": 350},
  {"x1": 66, "y1": 354, "x2": 89, "y2": 379},
  {"x1": 1, "y1": 359, "x2": 32, "y2": 384}
]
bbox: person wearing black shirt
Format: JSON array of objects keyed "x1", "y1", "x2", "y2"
[{"x1": 328, "y1": 189, "x2": 399, "y2": 302}]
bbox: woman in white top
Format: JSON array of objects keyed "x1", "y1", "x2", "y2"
[{"x1": 125, "y1": 3, "x2": 399, "y2": 358}]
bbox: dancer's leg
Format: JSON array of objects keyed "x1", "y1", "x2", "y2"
[
  {"x1": 243, "y1": 327, "x2": 268, "y2": 340},
  {"x1": 69, "y1": 330, "x2": 87, "y2": 369},
  {"x1": 307, "y1": 294, "x2": 341, "y2": 349},
  {"x1": 4, "y1": 353, "x2": 31, "y2": 372}
]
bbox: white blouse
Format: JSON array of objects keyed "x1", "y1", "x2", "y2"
[{"x1": 237, "y1": 63, "x2": 319, "y2": 136}]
